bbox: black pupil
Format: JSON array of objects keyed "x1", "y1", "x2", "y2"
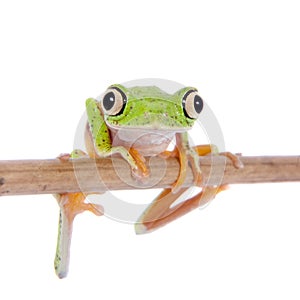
[
  {"x1": 103, "y1": 92, "x2": 115, "y2": 111},
  {"x1": 194, "y1": 95, "x2": 203, "y2": 113}
]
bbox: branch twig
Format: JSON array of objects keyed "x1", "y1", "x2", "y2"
[{"x1": 0, "y1": 156, "x2": 299, "y2": 196}]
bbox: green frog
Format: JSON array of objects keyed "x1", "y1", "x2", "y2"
[{"x1": 54, "y1": 84, "x2": 240, "y2": 278}]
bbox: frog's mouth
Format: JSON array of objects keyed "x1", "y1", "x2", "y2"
[
  {"x1": 106, "y1": 122, "x2": 189, "y2": 132},
  {"x1": 105, "y1": 114, "x2": 194, "y2": 132}
]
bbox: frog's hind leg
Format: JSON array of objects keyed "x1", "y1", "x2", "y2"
[
  {"x1": 54, "y1": 192, "x2": 103, "y2": 278},
  {"x1": 135, "y1": 188, "x2": 187, "y2": 234},
  {"x1": 135, "y1": 185, "x2": 227, "y2": 234},
  {"x1": 54, "y1": 151, "x2": 103, "y2": 278},
  {"x1": 138, "y1": 143, "x2": 242, "y2": 235}
]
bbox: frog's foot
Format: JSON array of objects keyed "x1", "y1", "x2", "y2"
[
  {"x1": 54, "y1": 192, "x2": 103, "y2": 278},
  {"x1": 219, "y1": 151, "x2": 244, "y2": 169},
  {"x1": 169, "y1": 144, "x2": 206, "y2": 194},
  {"x1": 135, "y1": 185, "x2": 226, "y2": 234},
  {"x1": 195, "y1": 144, "x2": 244, "y2": 169},
  {"x1": 193, "y1": 144, "x2": 244, "y2": 170},
  {"x1": 159, "y1": 147, "x2": 179, "y2": 159},
  {"x1": 128, "y1": 147, "x2": 149, "y2": 179},
  {"x1": 56, "y1": 192, "x2": 103, "y2": 223},
  {"x1": 58, "y1": 149, "x2": 88, "y2": 161},
  {"x1": 57, "y1": 153, "x2": 71, "y2": 161},
  {"x1": 100, "y1": 146, "x2": 148, "y2": 181}
]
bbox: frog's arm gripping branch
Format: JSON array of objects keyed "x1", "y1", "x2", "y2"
[{"x1": 0, "y1": 155, "x2": 299, "y2": 196}]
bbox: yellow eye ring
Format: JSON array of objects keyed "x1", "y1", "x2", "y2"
[
  {"x1": 101, "y1": 87, "x2": 127, "y2": 116},
  {"x1": 182, "y1": 90, "x2": 204, "y2": 119}
]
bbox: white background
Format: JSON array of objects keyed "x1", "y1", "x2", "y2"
[{"x1": 0, "y1": 1, "x2": 300, "y2": 299}]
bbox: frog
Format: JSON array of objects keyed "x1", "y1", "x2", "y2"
[{"x1": 54, "y1": 84, "x2": 242, "y2": 278}]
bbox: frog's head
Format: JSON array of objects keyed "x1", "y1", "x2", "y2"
[{"x1": 99, "y1": 84, "x2": 204, "y2": 131}]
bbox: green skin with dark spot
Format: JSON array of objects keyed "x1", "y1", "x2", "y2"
[
  {"x1": 105, "y1": 85, "x2": 196, "y2": 130},
  {"x1": 85, "y1": 84, "x2": 198, "y2": 161}
]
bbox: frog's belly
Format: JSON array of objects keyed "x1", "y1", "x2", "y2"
[{"x1": 111, "y1": 129, "x2": 176, "y2": 156}]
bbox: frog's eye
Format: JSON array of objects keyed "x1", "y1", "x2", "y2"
[
  {"x1": 101, "y1": 87, "x2": 127, "y2": 116},
  {"x1": 182, "y1": 90, "x2": 204, "y2": 119}
]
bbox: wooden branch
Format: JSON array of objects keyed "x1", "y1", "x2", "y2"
[{"x1": 0, "y1": 155, "x2": 299, "y2": 196}]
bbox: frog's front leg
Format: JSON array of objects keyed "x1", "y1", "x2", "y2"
[
  {"x1": 86, "y1": 98, "x2": 148, "y2": 178},
  {"x1": 54, "y1": 151, "x2": 103, "y2": 279}
]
